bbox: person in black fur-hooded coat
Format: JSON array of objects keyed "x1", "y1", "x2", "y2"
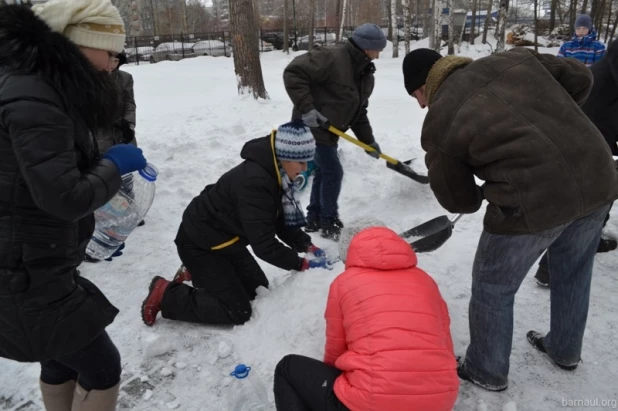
[{"x1": 0, "y1": 1, "x2": 147, "y2": 410}]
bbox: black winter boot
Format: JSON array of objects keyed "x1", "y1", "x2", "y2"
[
  {"x1": 320, "y1": 218, "x2": 344, "y2": 242},
  {"x1": 597, "y1": 237, "x2": 617, "y2": 253},
  {"x1": 304, "y1": 218, "x2": 320, "y2": 233},
  {"x1": 526, "y1": 330, "x2": 578, "y2": 371},
  {"x1": 534, "y1": 264, "x2": 550, "y2": 287}
]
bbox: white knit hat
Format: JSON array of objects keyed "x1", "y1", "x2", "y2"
[
  {"x1": 32, "y1": 0, "x2": 126, "y2": 54},
  {"x1": 275, "y1": 120, "x2": 316, "y2": 162}
]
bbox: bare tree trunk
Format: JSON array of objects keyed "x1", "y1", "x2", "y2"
[
  {"x1": 229, "y1": 0, "x2": 268, "y2": 99},
  {"x1": 388, "y1": 0, "x2": 393, "y2": 40},
  {"x1": 470, "y1": 0, "x2": 478, "y2": 44},
  {"x1": 403, "y1": 0, "x2": 411, "y2": 53},
  {"x1": 495, "y1": 0, "x2": 508, "y2": 51},
  {"x1": 569, "y1": 0, "x2": 577, "y2": 36},
  {"x1": 339, "y1": 0, "x2": 349, "y2": 42},
  {"x1": 283, "y1": 0, "x2": 289, "y2": 53},
  {"x1": 433, "y1": 0, "x2": 444, "y2": 51},
  {"x1": 594, "y1": 0, "x2": 606, "y2": 31},
  {"x1": 605, "y1": 0, "x2": 613, "y2": 42},
  {"x1": 610, "y1": 9, "x2": 618, "y2": 43},
  {"x1": 309, "y1": 0, "x2": 315, "y2": 49},
  {"x1": 482, "y1": 0, "x2": 493, "y2": 44},
  {"x1": 392, "y1": 0, "x2": 400, "y2": 57},
  {"x1": 534, "y1": 0, "x2": 538, "y2": 52},
  {"x1": 581, "y1": 0, "x2": 589, "y2": 13},
  {"x1": 335, "y1": 0, "x2": 342, "y2": 42},
  {"x1": 549, "y1": 0, "x2": 557, "y2": 32},
  {"x1": 181, "y1": 0, "x2": 188, "y2": 32},
  {"x1": 447, "y1": 0, "x2": 455, "y2": 54}
]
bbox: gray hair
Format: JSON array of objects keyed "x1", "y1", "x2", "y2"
[{"x1": 338, "y1": 217, "x2": 386, "y2": 263}]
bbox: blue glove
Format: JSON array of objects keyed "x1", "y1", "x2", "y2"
[
  {"x1": 302, "y1": 257, "x2": 333, "y2": 271},
  {"x1": 102, "y1": 144, "x2": 147, "y2": 175},
  {"x1": 105, "y1": 243, "x2": 125, "y2": 261},
  {"x1": 307, "y1": 244, "x2": 326, "y2": 257}
]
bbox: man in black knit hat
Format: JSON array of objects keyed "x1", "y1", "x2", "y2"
[{"x1": 402, "y1": 47, "x2": 618, "y2": 391}]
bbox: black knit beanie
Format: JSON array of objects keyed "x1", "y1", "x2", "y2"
[{"x1": 403, "y1": 48, "x2": 442, "y2": 95}]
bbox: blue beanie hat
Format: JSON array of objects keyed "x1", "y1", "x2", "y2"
[
  {"x1": 575, "y1": 15, "x2": 593, "y2": 30},
  {"x1": 351, "y1": 23, "x2": 387, "y2": 51},
  {"x1": 275, "y1": 120, "x2": 315, "y2": 162}
]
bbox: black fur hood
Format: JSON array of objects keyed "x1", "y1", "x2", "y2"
[{"x1": 0, "y1": 4, "x2": 120, "y2": 132}]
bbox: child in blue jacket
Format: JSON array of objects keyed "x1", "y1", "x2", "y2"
[{"x1": 558, "y1": 15, "x2": 606, "y2": 67}]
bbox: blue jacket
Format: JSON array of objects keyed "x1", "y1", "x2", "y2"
[{"x1": 558, "y1": 31, "x2": 606, "y2": 67}]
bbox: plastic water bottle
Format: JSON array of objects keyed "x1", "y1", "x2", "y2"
[
  {"x1": 86, "y1": 164, "x2": 158, "y2": 260},
  {"x1": 228, "y1": 364, "x2": 268, "y2": 411}
]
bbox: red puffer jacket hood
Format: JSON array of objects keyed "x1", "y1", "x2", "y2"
[{"x1": 325, "y1": 227, "x2": 459, "y2": 411}]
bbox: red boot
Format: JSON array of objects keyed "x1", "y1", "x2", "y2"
[
  {"x1": 141, "y1": 276, "x2": 169, "y2": 326},
  {"x1": 173, "y1": 265, "x2": 192, "y2": 283}
]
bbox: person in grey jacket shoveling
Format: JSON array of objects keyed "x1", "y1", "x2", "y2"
[
  {"x1": 283, "y1": 23, "x2": 386, "y2": 241},
  {"x1": 402, "y1": 48, "x2": 618, "y2": 391}
]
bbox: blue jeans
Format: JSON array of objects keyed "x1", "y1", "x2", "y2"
[
  {"x1": 40, "y1": 331, "x2": 121, "y2": 391},
  {"x1": 307, "y1": 144, "x2": 343, "y2": 225},
  {"x1": 463, "y1": 203, "x2": 610, "y2": 388}
]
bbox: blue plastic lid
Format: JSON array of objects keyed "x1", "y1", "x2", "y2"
[
  {"x1": 230, "y1": 364, "x2": 251, "y2": 379},
  {"x1": 139, "y1": 163, "x2": 158, "y2": 182}
]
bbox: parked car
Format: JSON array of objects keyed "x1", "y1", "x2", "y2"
[
  {"x1": 258, "y1": 40, "x2": 274, "y2": 52},
  {"x1": 124, "y1": 46, "x2": 154, "y2": 62},
  {"x1": 192, "y1": 40, "x2": 232, "y2": 57},
  {"x1": 296, "y1": 33, "x2": 337, "y2": 51},
  {"x1": 261, "y1": 32, "x2": 293, "y2": 50}
]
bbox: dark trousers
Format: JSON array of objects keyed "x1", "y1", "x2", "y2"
[
  {"x1": 161, "y1": 227, "x2": 269, "y2": 326},
  {"x1": 40, "y1": 331, "x2": 121, "y2": 391},
  {"x1": 274, "y1": 354, "x2": 349, "y2": 411},
  {"x1": 307, "y1": 143, "x2": 344, "y2": 225}
]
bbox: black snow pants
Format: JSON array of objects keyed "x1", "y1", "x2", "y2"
[
  {"x1": 160, "y1": 226, "x2": 269, "y2": 325},
  {"x1": 274, "y1": 354, "x2": 349, "y2": 411}
]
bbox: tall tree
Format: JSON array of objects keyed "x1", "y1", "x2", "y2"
[
  {"x1": 339, "y1": 0, "x2": 349, "y2": 42},
  {"x1": 534, "y1": 0, "x2": 538, "y2": 52},
  {"x1": 447, "y1": 0, "x2": 455, "y2": 54},
  {"x1": 229, "y1": 0, "x2": 269, "y2": 99},
  {"x1": 309, "y1": 0, "x2": 316, "y2": 49},
  {"x1": 549, "y1": 0, "x2": 557, "y2": 32},
  {"x1": 392, "y1": 0, "x2": 400, "y2": 57},
  {"x1": 403, "y1": 0, "x2": 411, "y2": 54},
  {"x1": 495, "y1": 0, "x2": 509, "y2": 52},
  {"x1": 335, "y1": 0, "x2": 343, "y2": 41},
  {"x1": 283, "y1": 0, "x2": 290, "y2": 53},
  {"x1": 470, "y1": 0, "x2": 478, "y2": 44},
  {"x1": 482, "y1": 0, "x2": 493, "y2": 44}
]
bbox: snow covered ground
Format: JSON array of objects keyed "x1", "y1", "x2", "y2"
[{"x1": 2, "y1": 41, "x2": 617, "y2": 411}]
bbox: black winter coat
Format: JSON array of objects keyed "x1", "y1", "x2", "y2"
[
  {"x1": 0, "y1": 6, "x2": 122, "y2": 362},
  {"x1": 283, "y1": 41, "x2": 376, "y2": 146},
  {"x1": 582, "y1": 39, "x2": 618, "y2": 155},
  {"x1": 181, "y1": 133, "x2": 312, "y2": 271}
]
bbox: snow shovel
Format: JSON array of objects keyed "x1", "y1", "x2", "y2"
[
  {"x1": 327, "y1": 126, "x2": 429, "y2": 184},
  {"x1": 403, "y1": 214, "x2": 463, "y2": 253}
]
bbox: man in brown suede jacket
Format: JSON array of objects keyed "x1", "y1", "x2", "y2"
[{"x1": 402, "y1": 47, "x2": 618, "y2": 392}]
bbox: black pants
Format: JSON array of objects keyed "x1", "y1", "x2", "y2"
[
  {"x1": 161, "y1": 227, "x2": 269, "y2": 325},
  {"x1": 274, "y1": 354, "x2": 349, "y2": 411},
  {"x1": 40, "y1": 331, "x2": 121, "y2": 391}
]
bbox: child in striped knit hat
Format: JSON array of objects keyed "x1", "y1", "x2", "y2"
[{"x1": 141, "y1": 120, "x2": 334, "y2": 328}]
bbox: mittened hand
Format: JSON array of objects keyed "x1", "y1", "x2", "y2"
[
  {"x1": 301, "y1": 257, "x2": 333, "y2": 271},
  {"x1": 301, "y1": 109, "x2": 328, "y2": 128},
  {"x1": 102, "y1": 144, "x2": 147, "y2": 175},
  {"x1": 365, "y1": 141, "x2": 381, "y2": 159},
  {"x1": 104, "y1": 243, "x2": 125, "y2": 261},
  {"x1": 307, "y1": 244, "x2": 326, "y2": 257}
]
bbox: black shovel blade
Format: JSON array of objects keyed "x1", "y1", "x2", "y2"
[
  {"x1": 399, "y1": 215, "x2": 452, "y2": 239},
  {"x1": 386, "y1": 161, "x2": 429, "y2": 184},
  {"x1": 410, "y1": 225, "x2": 453, "y2": 253}
]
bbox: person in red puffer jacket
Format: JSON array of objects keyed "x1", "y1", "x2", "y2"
[{"x1": 273, "y1": 219, "x2": 459, "y2": 411}]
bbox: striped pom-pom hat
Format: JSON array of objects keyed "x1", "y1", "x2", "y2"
[{"x1": 275, "y1": 119, "x2": 316, "y2": 162}]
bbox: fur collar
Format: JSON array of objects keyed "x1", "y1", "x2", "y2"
[
  {"x1": 0, "y1": 5, "x2": 119, "y2": 133},
  {"x1": 426, "y1": 56, "x2": 473, "y2": 105}
]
